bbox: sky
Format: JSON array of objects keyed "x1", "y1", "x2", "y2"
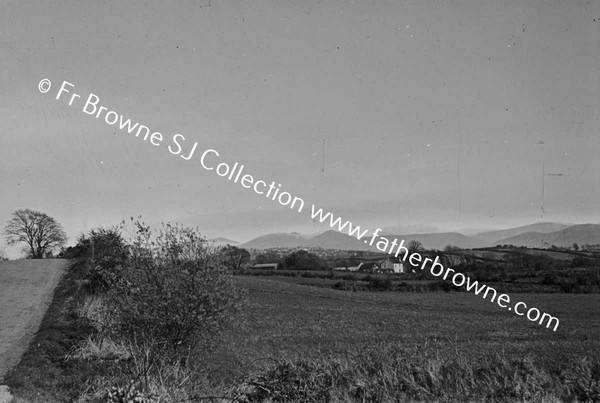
[{"x1": 1, "y1": 0, "x2": 599, "y2": 257}]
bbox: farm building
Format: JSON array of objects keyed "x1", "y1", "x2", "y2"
[
  {"x1": 251, "y1": 263, "x2": 282, "y2": 270},
  {"x1": 356, "y1": 262, "x2": 377, "y2": 273},
  {"x1": 355, "y1": 258, "x2": 405, "y2": 274},
  {"x1": 376, "y1": 257, "x2": 405, "y2": 274}
]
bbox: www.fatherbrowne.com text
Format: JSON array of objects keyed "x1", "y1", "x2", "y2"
[{"x1": 310, "y1": 207, "x2": 560, "y2": 332}]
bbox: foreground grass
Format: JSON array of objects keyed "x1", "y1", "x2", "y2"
[{"x1": 238, "y1": 344, "x2": 600, "y2": 402}]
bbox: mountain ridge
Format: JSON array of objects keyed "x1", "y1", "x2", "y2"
[
  {"x1": 495, "y1": 224, "x2": 600, "y2": 248},
  {"x1": 474, "y1": 222, "x2": 571, "y2": 244},
  {"x1": 240, "y1": 230, "x2": 488, "y2": 251},
  {"x1": 238, "y1": 222, "x2": 599, "y2": 251}
]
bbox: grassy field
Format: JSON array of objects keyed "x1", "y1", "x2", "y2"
[{"x1": 209, "y1": 275, "x2": 600, "y2": 382}]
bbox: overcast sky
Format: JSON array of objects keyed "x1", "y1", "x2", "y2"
[{"x1": 1, "y1": 0, "x2": 599, "y2": 256}]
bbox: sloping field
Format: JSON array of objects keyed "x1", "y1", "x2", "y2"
[
  {"x1": 224, "y1": 275, "x2": 600, "y2": 368},
  {"x1": 0, "y1": 259, "x2": 68, "y2": 381}
]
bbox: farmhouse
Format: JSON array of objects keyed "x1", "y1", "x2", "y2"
[
  {"x1": 355, "y1": 258, "x2": 405, "y2": 274},
  {"x1": 376, "y1": 257, "x2": 405, "y2": 274},
  {"x1": 251, "y1": 263, "x2": 282, "y2": 270}
]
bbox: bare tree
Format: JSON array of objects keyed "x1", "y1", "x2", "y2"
[
  {"x1": 4, "y1": 209, "x2": 67, "y2": 259},
  {"x1": 407, "y1": 240, "x2": 424, "y2": 272},
  {"x1": 407, "y1": 240, "x2": 424, "y2": 255},
  {"x1": 220, "y1": 245, "x2": 251, "y2": 272}
]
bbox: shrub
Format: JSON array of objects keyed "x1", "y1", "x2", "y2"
[
  {"x1": 367, "y1": 277, "x2": 393, "y2": 291},
  {"x1": 332, "y1": 281, "x2": 359, "y2": 291},
  {"x1": 542, "y1": 274, "x2": 559, "y2": 286},
  {"x1": 70, "y1": 225, "x2": 129, "y2": 293},
  {"x1": 571, "y1": 256, "x2": 595, "y2": 268},
  {"x1": 576, "y1": 274, "x2": 592, "y2": 286},
  {"x1": 107, "y1": 221, "x2": 245, "y2": 363},
  {"x1": 559, "y1": 280, "x2": 580, "y2": 294},
  {"x1": 427, "y1": 281, "x2": 455, "y2": 293}
]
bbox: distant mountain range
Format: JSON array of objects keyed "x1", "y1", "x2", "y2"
[
  {"x1": 493, "y1": 224, "x2": 600, "y2": 248},
  {"x1": 474, "y1": 222, "x2": 571, "y2": 244},
  {"x1": 238, "y1": 222, "x2": 600, "y2": 251},
  {"x1": 242, "y1": 229, "x2": 486, "y2": 252}
]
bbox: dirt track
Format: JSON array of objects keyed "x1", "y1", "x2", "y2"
[{"x1": 0, "y1": 259, "x2": 67, "y2": 382}]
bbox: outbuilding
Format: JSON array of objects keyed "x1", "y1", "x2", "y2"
[{"x1": 251, "y1": 263, "x2": 282, "y2": 270}]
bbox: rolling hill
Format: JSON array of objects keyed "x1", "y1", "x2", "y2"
[
  {"x1": 475, "y1": 222, "x2": 570, "y2": 245},
  {"x1": 303, "y1": 230, "x2": 369, "y2": 250},
  {"x1": 241, "y1": 232, "x2": 312, "y2": 249},
  {"x1": 242, "y1": 230, "x2": 489, "y2": 251},
  {"x1": 495, "y1": 224, "x2": 600, "y2": 248},
  {"x1": 387, "y1": 232, "x2": 489, "y2": 250}
]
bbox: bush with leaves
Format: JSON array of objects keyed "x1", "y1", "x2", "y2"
[
  {"x1": 75, "y1": 225, "x2": 129, "y2": 293},
  {"x1": 367, "y1": 277, "x2": 393, "y2": 291},
  {"x1": 107, "y1": 220, "x2": 245, "y2": 364}
]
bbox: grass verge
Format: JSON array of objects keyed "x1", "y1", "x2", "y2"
[{"x1": 3, "y1": 259, "x2": 100, "y2": 402}]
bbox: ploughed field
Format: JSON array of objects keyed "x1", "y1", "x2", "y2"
[
  {"x1": 218, "y1": 275, "x2": 600, "y2": 374},
  {"x1": 0, "y1": 259, "x2": 67, "y2": 380}
]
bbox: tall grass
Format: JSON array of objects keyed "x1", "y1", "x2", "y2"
[{"x1": 236, "y1": 342, "x2": 600, "y2": 402}]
